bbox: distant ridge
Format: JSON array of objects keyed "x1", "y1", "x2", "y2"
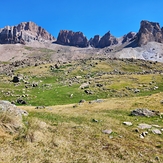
[{"x1": 0, "y1": 20, "x2": 163, "y2": 48}]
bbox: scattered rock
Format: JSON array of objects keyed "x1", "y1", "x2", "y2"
[
  {"x1": 17, "y1": 99, "x2": 27, "y2": 105},
  {"x1": 70, "y1": 94, "x2": 73, "y2": 98},
  {"x1": 12, "y1": 75, "x2": 23, "y2": 83},
  {"x1": 134, "y1": 89, "x2": 140, "y2": 93},
  {"x1": 75, "y1": 76, "x2": 82, "y2": 79},
  {"x1": 138, "y1": 123, "x2": 152, "y2": 129},
  {"x1": 92, "y1": 119, "x2": 99, "y2": 123},
  {"x1": 123, "y1": 122, "x2": 132, "y2": 126},
  {"x1": 139, "y1": 134, "x2": 145, "y2": 139},
  {"x1": 89, "y1": 99, "x2": 104, "y2": 104},
  {"x1": 80, "y1": 83, "x2": 89, "y2": 89},
  {"x1": 131, "y1": 108, "x2": 159, "y2": 117},
  {"x1": 84, "y1": 90, "x2": 93, "y2": 94},
  {"x1": 54, "y1": 64, "x2": 60, "y2": 69},
  {"x1": 139, "y1": 131, "x2": 148, "y2": 138},
  {"x1": 155, "y1": 156, "x2": 160, "y2": 161},
  {"x1": 79, "y1": 99, "x2": 86, "y2": 104},
  {"x1": 32, "y1": 82, "x2": 38, "y2": 87},
  {"x1": 152, "y1": 129, "x2": 162, "y2": 135},
  {"x1": 35, "y1": 106, "x2": 45, "y2": 109},
  {"x1": 38, "y1": 121, "x2": 47, "y2": 129},
  {"x1": 102, "y1": 129, "x2": 112, "y2": 135},
  {"x1": 152, "y1": 125, "x2": 161, "y2": 128},
  {"x1": 96, "y1": 83, "x2": 103, "y2": 87},
  {"x1": 134, "y1": 128, "x2": 139, "y2": 133}
]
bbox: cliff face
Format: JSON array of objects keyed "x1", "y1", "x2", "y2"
[
  {"x1": 90, "y1": 32, "x2": 119, "y2": 48},
  {"x1": 137, "y1": 20, "x2": 163, "y2": 46},
  {"x1": 98, "y1": 31, "x2": 119, "y2": 48},
  {"x1": 122, "y1": 32, "x2": 136, "y2": 44},
  {"x1": 89, "y1": 35, "x2": 101, "y2": 48},
  {"x1": 56, "y1": 30, "x2": 89, "y2": 48},
  {"x1": 0, "y1": 22, "x2": 55, "y2": 44},
  {"x1": 1, "y1": 20, "x2": 163, "y2": 48}
]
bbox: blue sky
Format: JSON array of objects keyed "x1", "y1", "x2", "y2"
[{"x1": 1, "y1": 0, "x2": 163, "y2": 39}]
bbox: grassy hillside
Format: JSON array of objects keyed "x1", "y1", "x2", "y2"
[
  {"x1": 1, "y1": 94, "x2": 163, "y2": 162},
  {"x1": 0, "y1": 58, "x2": 163, "y2": 106},
  {"x1": 1, "y1": 58, "x2": 163, "y2": 162}
]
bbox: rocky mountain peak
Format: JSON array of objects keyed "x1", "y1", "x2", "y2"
[
  {"x1": 98, "y1": 31, "x2": 118, "y2": 48},
  {"x1": 0, "y1": 21, "x2": 55, "y2": 44},
  {"x1": 137, "y1": 20, "x2": 163, "y2": 46},
  {"x1": 89, "y1": 35, "x2": 101, "y2": 48},
  {"x1": 90, "y1": 31, "x2": 118, "y2": 48},
  {"x1": 56, "y1": 30, "x2": 89, "y2": 48}
]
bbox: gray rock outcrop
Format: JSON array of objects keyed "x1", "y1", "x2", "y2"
[
  {"x1": 131, "y1": 108, "x2": 159, "y2": 117},
  {"x1": 122, "y1": 32, "x2": 136, "y2": 44},
  {"x1": 89, "y1": 35, "x2": 101, "y2": 48},
  {"x1": 90, "y1": 31, "x2": 118, "y2": 48},
  {"x1": 56, "y1": 30, "x2": 89, "y2": 47},
  {"x1": 98, "y1": 31, "x2": 118, "y2": 48},
  {"x1": 0, "y1": 100, "x2": 28, "y2": 117},
  {"x1": 0, "y1": 100, "x2": 28, "y2": 132},
  {"x1": 137, "y1": 20, "x2": 163, "y2": 46},
  {"x1": 0, "y1": 22, "x2": 55, "y2": 44}
]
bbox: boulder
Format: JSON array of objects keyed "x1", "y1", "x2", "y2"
[
  {"x1": 80, "y1": 83, "x2": 89, "y2": 89},
  {"x1": 152, "y1": 129, "x2": 162, "y2": 135},
  {"x1": 56, "y1": 30, "x2": 89, "y2": 47},
  {"x1": 138, "y1": 123, "x2": 152, "y2": 129},
  {"x1": 12, "y1": 76, "x2": 21, "y2": 83},
  {"x1": 139, "y1": 131, "x2": 148, "y2": 138},
  {"x1": 0, "y1": 100, "x2": 28, "y2": 116},
  {"x1": 0, "y1": 100, "x2": 28, "y2": 132},
  {"x1": 35, "y1": 106, "x2": 45, "y2": 109},
  {"x1": 17, "y1": 99, "x2": 27, "y2": 105},
  {"x1": 102, "y1": 129, "x2": 112, "y2": 134},
  {"x1": 131, "y1": 108, "x2": 159, "y2": 117},
  {"x1": 79, "y1": 99, "x2": 86, "y2": 104},
  {"x1": 89, "y1": 99, "x2": 104, "y2": 104},
  {"x1": 123, "y1": 122, "x2": 132, "y2": 126}
]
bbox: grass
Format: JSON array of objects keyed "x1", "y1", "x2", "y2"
[
  {"x1": 1, "y1": 94, "x2": 163, "y2": 162},
  {"x1": 1, "y1": 59, "x2": 163, "y2": 106},
  {"x1": 1, "y1": 58, "x2": 163, "y2": 162}
]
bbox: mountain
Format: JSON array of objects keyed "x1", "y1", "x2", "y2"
[
  {"x1": 0, "y1": 22, "x2": 55, "y2": 44},
  {"x1": 90, "y1": 31, "x2": 119, "y2": 48},
  {"x1": 0, "y1": 20, "x2": 163, "y2": 62},
  {"x1": 55, "y1": 30, "x2": 89, "y2": 48},
  {"x1": 1, "y1": 20, "x2": 163, "y2": 48},
  {"x1": 137, "y1": 20, "x2": 163, "y2": 46},
  {"x1": 55, "y1": 20, "x2": 163, "y2": 48}
]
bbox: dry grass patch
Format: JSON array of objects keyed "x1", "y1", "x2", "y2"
[{"x1": 1, "y1": 93, "x2": 163, "y2": 162}]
